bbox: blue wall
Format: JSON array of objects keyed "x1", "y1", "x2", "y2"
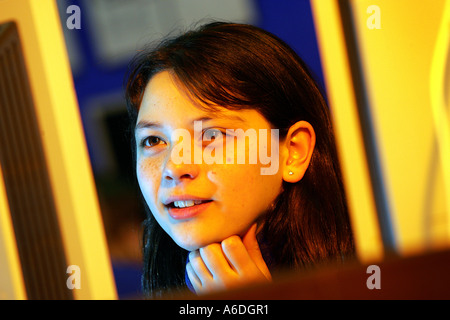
[{"x1": 67, "y1": 0, "x2": 324, "y2": 128}]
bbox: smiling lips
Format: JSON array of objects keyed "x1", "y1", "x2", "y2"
[
  {"x1": 164, "y1": 196, "x2": 213, "y2": 220},
  {"x1": 172, "y1": 200, "x2": 206, "y2": 208}
]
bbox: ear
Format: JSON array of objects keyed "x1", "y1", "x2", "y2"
[{"x1": 282, "y1": 121, "x2": 316, "y2": 183}]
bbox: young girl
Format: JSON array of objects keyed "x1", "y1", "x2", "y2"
[{"x1": 125, "y1": 22, "x2": 355, "y2": 298}]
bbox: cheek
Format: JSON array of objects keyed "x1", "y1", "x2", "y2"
[
  {"x1": 206, "y1": 164, "x2": 252, "y2": 191},
  {"x1": 136, "y1": 159, "x2": 163, "y2": 203},
  {"x1": 208, "y1": 163, "x2": 281, "y2": 211}
]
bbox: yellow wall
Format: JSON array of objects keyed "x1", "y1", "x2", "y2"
[
  {"x1": 311, "y1": 0, "x2": 384, "y2": 263},
  {"x1": 0, "y1": 0, "x2": 117, "y2": 299},
  {"x1": 351, "y1": 0, "x2": 449, "y2": 255},
  {"x1": 312, "y1": 0, "x2": 450, "y2": 261}
]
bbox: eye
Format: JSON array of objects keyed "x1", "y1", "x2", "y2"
[
  {"x1": 202, "y1": 128, "x2": 224, "y2": 141},
  {"x1": 141, "y1": 136, "x2": 165, "y2": 148}
]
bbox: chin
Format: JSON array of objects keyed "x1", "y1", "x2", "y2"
[
  {"x1": 171, "y1": 231, "x2": 225, "y2": 252},
  {"x1": 171, "y1": 234, "x2": 207, "y2": 252}
]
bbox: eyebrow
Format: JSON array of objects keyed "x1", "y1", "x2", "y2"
[
  {"x1": 195, "y1": 114, "x2": 245, "y2": 123},
  {"x1": 135, "y1": 120, "x2": 162, "y2": 131},
  {"x1": 135, "y1": 113, "x2": 245, "y2": 131}
]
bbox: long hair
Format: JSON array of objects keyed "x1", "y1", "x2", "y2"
[{"x1": 125, "y1": 22, "x2": 355, "y2": 298}]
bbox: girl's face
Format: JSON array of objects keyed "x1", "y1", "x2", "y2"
[{"x1": 135, "y1": 71, "x2": 284, "y2": 251}]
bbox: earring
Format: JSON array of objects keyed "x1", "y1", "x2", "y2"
[{"x1": 288, "y1": 171, "x2": 294, "y2": 175}]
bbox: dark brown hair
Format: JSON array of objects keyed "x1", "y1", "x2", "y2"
[{"x1": 125, "y1": 21, "x2": 355, "y2": 298}]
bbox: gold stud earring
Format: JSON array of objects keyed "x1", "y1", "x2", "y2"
[{"x1": 288, "y1": 171, "x2": 294, "y2": 175}]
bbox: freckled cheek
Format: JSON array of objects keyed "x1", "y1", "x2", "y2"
[
  {"x1": 136, "y1": 159, "x2": 163, "y2": 199},
  {"x1": 206, "y1": 163, "x2": 260, "y2": 197}
]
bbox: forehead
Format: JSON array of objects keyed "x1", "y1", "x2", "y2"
[
  {"x1": 139, "y1": 71, "x2": 210, "y2": 120},
  {"x1": 137, "y1": 71, "x2": 270, "y2": 129}
]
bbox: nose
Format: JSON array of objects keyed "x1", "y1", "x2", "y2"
[{"x1": 162, "y1": 158, "x2": 200, "y2": 183}]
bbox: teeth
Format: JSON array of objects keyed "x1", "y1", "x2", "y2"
[{"x1": 173, "y1": 200, "x2": 199, "y2": 208}]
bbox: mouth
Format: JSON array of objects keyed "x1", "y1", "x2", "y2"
[
  {"x1": 166, "y1": 199, "x2": 213, "y2": 209},
  {"x1": 163, "y1": 197, "x2": 213, "y2": 220}
]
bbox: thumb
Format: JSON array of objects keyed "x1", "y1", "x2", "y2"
[{"x1": 242, "y1": 223, "x2": 272, "y2": 280}]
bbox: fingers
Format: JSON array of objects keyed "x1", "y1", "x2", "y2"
[
  {"x1": 187, "y1": 249, "x2": 214, "y2": 294},
  {"x1": 220, "y1": 235, "x2": 253, "y2": 273},
  {"x1": 186, "y1": 261, "x2": 202, "y2": 292},
  {"x1": 241, "y1": 223, "x2": 272, "y2": 280},
  {"x1": 186, "y1": 225, "x2": 272, "y2": 294},
  {"x1": 188, "y1": 250, "x2": 212, "y2": 282},
  {"x1": 187, "y1": 243, "x2": 234, "y2": 293},
  {"x1": 199, "y1": 243, "x2": 232, "y2": 280},
  {"x1": 241, "y1": 223, "x2": 259, "y2": 253}
]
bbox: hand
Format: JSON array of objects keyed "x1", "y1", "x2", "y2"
[{"x1": 186, "y1": 223, "x2": 272, "y2": 294}]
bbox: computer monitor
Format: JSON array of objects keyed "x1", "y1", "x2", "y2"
[
  {"x1": 0, "y1": 0, "x2": 116, "y2": 299},
  {"x1": 311, "y1": 0, "x2": 450, "y2": 261}
]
